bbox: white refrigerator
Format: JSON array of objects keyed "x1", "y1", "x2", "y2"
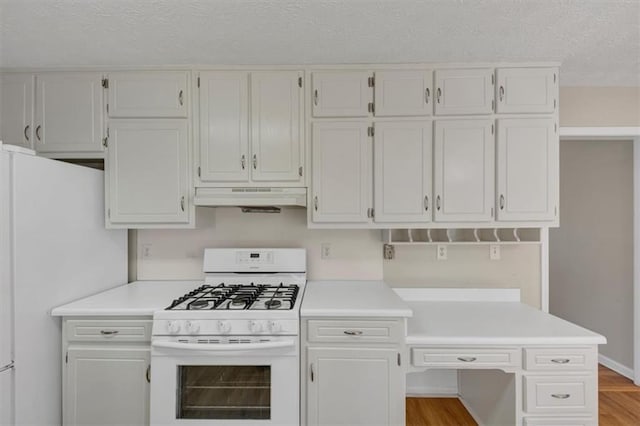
[{"x1": 0, "y1": 143, "x2": 127, "y2": 425}]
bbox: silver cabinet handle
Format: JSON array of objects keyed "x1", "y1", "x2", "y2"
[
  {"x1": 500, "y1": 194, "x2": 505, "y2": 210},
  {"x1": 310, "y1": 363, "x2": 314, "y2": 382},
  {"x1": 24, "y1": 125, "x2": 30, "y2": 141},
  {"x1": 551, "y1": 358, "x2": 571, "y2": 364},
  {"x1": 180, "y1": 196, "x2": 185, "y2": 212},
  {"x1": 344, "y1": 330, "x2": 363, "y2": 336},
  {"x1": 252, "y1": 154, "x2": 257, "y2": 169},
  {"x1": 314, "y1": 196, "x2": 318, "y2": 211},
  {"x1": 436, "y1": 195, "x2": 441, "y2": 211},
  {"x1": 0, "y1": 362, "x2": 14, "y2": 373},
  {"x1": 35, "y1": 125, "x2": 42, "y2": 141},
  {"x1": 100, "y1": 330, "x2": 119, "y2": 336},
  {"x1": 457, "y1": 356, "x2": 477, "y2": 362},
  {"x1": 425, "y1": 88, "x2": 430, "y2": 104},
  {"x1": 436, "y1": 87, "x2": 442, "y2": 103},
  {"x1": 424, "y1": 195, "x2": 429, "y2": 211},
  {"x1": 314, "y1": 89, "x2": 319, "y2": 106},
  {"x1": 551, "y1": 393, "x2": 570, "y2": 399},
  {"x1": 241, "y1": 154, "x2": 246, "y2": 170},
  {"x1": 146, "y1": 365, "x2": 151, "y2": 383},
  {"x1": 178, "y1": 90, "x2": 184, "y2": 106},
  {"x1": 499, "y1": 85, "x2": 505, "y2": 102}
]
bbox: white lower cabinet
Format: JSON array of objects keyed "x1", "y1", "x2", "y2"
[
  {"x1": 105, "y1": 119, "x2": 192, "y2": 228},
  {"x1": 65, "y1": 347, "x2": 150, "y2": 426}
]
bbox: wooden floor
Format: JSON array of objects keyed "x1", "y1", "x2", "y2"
[{"x1": 406, "y1": 365, "x2": 640, "y2": 426}]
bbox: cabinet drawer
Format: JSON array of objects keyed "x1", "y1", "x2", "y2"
[
  {"x1": 412, "y1": 347, "x2": 520, "y2": 369},
  {"x1": 307, "y1": 320, "x2": 402, "y2": 344},
  {"x1": 66, "y1": 320, "x2": 152, "y2": 342},
  {"x1": 523, "y1": 375, "x2": 596, "y2": 415},
  {"x1": 523, "y1": 417, "x2": 596, "y2": 426},
  {"x1": 524, "y1": 348, "x2": 596, "y2": 371}
]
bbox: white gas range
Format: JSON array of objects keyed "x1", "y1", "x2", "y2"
[{"x1": 150, "y1": 248, "x2": 306, "y2": 426}]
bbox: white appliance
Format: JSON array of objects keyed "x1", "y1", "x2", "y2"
[
  {"x1": 151, "y1": 248, "x2": 306, "y2": 426},
  {"x1": 0, "y1": 143, "x2": 127, "y2": 425}
]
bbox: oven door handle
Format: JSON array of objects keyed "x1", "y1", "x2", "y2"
[{"x1": 152, "y1": 339, "x2": 296, "y2": 352}]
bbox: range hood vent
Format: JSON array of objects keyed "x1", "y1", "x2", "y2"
[{"x1": 194, "y1": 187, "x2": 307, "y2": 207}]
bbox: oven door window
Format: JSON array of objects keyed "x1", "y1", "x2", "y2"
[{"x1": 177, "y1": 365, "x2": 271, "y2": 420}]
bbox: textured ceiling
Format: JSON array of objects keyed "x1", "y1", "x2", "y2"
[{"x1": 0, "y1": 0, "x2": 638, "y2": 86}]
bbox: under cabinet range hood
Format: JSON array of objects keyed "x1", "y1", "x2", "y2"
[{"x1": 194, "y1": 187, "x2": 307, "y2": 207}]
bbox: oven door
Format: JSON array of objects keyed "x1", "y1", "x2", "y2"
[{"x1": 150, "y1": 337, "x2": 299, "y2": 426}]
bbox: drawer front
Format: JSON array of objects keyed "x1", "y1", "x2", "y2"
[
  {"x1": 524, "y1": 348, "x2": 596, "y2": 371},
  {"x1": 412, "y1": 347, "x2": 520, "y2": 369},
  {"x1": 66, "y1": 320, "x2": 152, "y2": 343},
  {"x1": 524, "y1": 375, "x2": 596, "y2": 415},
  {"x1": 307, "y1": 320, "x2": 403, "y2": 344},
  {"x1": 523, "y1": 417, "x2": 596, "y2": 426}
]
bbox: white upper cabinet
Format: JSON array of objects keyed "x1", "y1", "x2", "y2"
[
  {"x1": 496, "y1": 68, "x2": 557, "y2": 113},
  {"x1": 312, "y1": 71, "x2": 371, "y2": 117},
  {"x1": 34, "y1": 72, "x2": 104, "y2": 154},
  {"x1": 106, "y1": 119, "x2": 190, "y2": 227},
  {"x1": 434, "y1": 69, "x2": 494, "y2": 115},
  {"x1": 0, "y1": 73, "x2": 34, "y2": 149},
  {"x1": 106, "y1": 71, "x2": 189, "y2": 118},
  {"x1": 497, "y1": 118, "x2": 557, "y2": 221},
  {"x1": 373, "y1": 70, "x2": 432, "y2": 117},
  {"x1": 434, "y1": 119, "x2": 494, "y2": 222},
  {"x1": 374, "y1": 121, "x2": 432, "y2": 223},
  {"x1": 250, "y1": 71, "x2": 303, "y2": 182},
  {"x1": 312, "y1": 122, "x2": 371, "y2": 223},
  {"x1": 198, "y1": 71, "x2": 249, "y2": 182}
]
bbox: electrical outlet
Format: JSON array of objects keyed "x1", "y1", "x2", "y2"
[
  {"x1": 436, "y1": 245, "x2": 447, "y2": 260},
  {"x1": 321, "y1": 243, "x2": 332, "y2": 259},
  {"x1": 490, "y1": 244, "x2": 501, "y2": 260},
  {"x1": 142, "y1": 244, "x2": 152, "y2": 258}
]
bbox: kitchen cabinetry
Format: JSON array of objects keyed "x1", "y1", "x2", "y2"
[
  {"x1": 374, "y1": 121, "x2": 432, "y2": 223},
  {"x1": 497, "y1": 118, "x2": 558, "y2": 221},
  {"x1": 433, "y1": 119, "x2": 494, "y2": 222},
  {"x1": 434, "y1": 68, "x2": 494, "y2": 115},
  {"x1": 0, "y1": 73, "x2": 34, "y2": 149},
  {"x1": 106, "y1": 71, "x2": 189, "y2": 118},
  {"x1": 311, "y1": 71, "x2": 371, "y2": 117},
  {"x1": 496, "y1": 68, "x2": 557, "y2": 114},
  {"x1": 34, "y1": 72, "x2": 105, "y2": 156},
  {"x1": 311, "y1": 122, "x2": 371, "y2": 223},
  {"x1": 106, "y1": 120, "x2": 190, "y2": 227},
  {"x1": 62, "y1": 318, "x2": 152, "y2": 426},
  {"x1": 374, "y1": 70, "x2": 432, "y2": 117},
  {"x1": 197, "y1": 70, "x2": 303, "y2": 186}
]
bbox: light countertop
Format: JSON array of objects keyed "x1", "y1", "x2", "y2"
[
  {"x1": 405, "y1": 300, "x2": 606, "y2": 345},
  {"x1": 301, "y1": 280, "x2": 413, "y2": 318},
  {"x1": 51, "y1": 280, "x2": 201, "y2": 316}
]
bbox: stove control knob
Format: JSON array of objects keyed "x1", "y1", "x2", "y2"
[
  {"x1": 268, "y1": 321, "x2": 283, "y2": 333},
  {"x1": 218, "y1": 320, "x2": 232, "y2": 334},
  {"x1": 166, "y1": 320, "x2": 181, "y2": 334},
  {"x1": 248, "y1": 320, "x2": 263, "y2": 333},
  {"x1": 185, "y1": 320, "x2": 200, "y2": 334}
]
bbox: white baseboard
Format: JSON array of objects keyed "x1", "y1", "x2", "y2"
[
  {"x1": 599, "y1": 353, "x2": 634, "y2": 380},
  {"x1": 406, "y1": 370, "x2": 459, "y2": 396}
]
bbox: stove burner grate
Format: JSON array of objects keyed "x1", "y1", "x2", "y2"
[{"x1": 165, "y1": 283, "x2": 299, "y2": 311}]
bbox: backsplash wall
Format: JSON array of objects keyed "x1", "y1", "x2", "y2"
[{"x1": 135, "y1": 207, "x2": 541, "y2": 308}]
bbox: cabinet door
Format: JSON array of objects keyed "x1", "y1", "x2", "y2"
[
  {"x1": 374, "y1": 121, "x2": 432, "y2": 223},
  {"x1": 434, "y1": 69, "x2": 494, "y2": 115},
  {"x1": 497, "y1": 119, "x2": 557, "y2": 221},
  {"x1": 0, "y1": 73, "x2": 34, "y2": 148},
  {"x1": 496, "y1": 68, "x2": 557, "y2": 113},
  {"x1": 311, "y1": 122, "x2": 371, "y2": 223},
  {"x1": 374, "y1": 70, "x2": 432, "y2": 116},
  {"x1": 434, "y1": 120, "x2": 494, "y2": 222},
  {"x1": 198, "y1": 71, "x2": 249, "y2": 182},
  {"x1": 34, "y1": 72, "x2": 104, "y2": 154},
  {"x1": 65, "y1": 347, "x2": 149, "y2": 426},
  {"x1": 307, "y1": 347, "x2": 403, "y2": 426},
  {"x1": 312, "y1": 71, "x2": 371, "y2": 117},
  {"x1": 106, "y1": 120, "x2": 190, "y2": 225},
  {"x1": 250, "y1": 71, "x2": 303, "y2": 183},
  {"x1": 107, "y1": 71, "x2": 188, "y2": 118}
]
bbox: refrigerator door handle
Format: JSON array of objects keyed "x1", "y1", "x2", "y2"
[{"x1": 0, "y1": 362, "x2": 14, "y2": 373}]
